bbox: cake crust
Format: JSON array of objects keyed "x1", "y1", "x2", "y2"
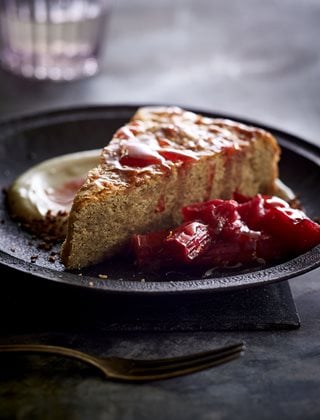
[{"x1": 61, "y1": 107, "x2": 280, "y2": 269}]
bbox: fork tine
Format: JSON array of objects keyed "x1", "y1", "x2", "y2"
[
  {"x1": 126, "y1": 342, "x2": 244, "y2": 372},
  {"x1": 121, "y1": 347, "x2": 243, "y2": 382},
  {"x1": 127, "y1": 343, "x2": 243, "y2": 378}
]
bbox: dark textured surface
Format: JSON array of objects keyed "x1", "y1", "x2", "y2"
[
  {"x1": 0, "y1": 265, "x2": 300, "y2": 333},
  {"x1": 0, "y1": 1, "x2": 320, "y2": 419}
]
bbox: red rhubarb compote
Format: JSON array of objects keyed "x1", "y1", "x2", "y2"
[{"x1": 132, "y1": 194, "x2": 320, "y2": 269}]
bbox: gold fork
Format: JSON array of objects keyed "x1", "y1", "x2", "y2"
[{"x1": 0, "y1": 342, "x2": 244, "y2": 382}]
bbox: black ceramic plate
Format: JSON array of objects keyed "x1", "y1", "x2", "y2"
[{"x1": 0, "y1": 105, "x2": 319, "y2": 294}]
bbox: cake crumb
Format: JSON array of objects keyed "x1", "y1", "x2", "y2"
[
  {"x1": 30, "y1": 255, "x2": 38, "y2": 263},
  {"x1": 98, "y1": 274, "x2": 108, "y2": 279},
  {"x1": 37, "y1": 241, "x2": 53, "y2": 251},
  {"x1": 10, "y1": 248, "x2": 15, "y2": 253}
]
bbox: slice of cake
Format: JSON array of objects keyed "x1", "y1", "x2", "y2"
[{"x1": 61, "y1": 106, "x2": 280, "y2": 269}]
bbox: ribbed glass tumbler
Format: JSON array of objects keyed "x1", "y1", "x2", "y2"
[{"x1": 0, "y1": 0, "x2": 111, "y2": 81}]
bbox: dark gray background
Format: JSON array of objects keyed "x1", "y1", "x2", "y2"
[{"x1": 1, "y1": 0, "x2": 320, "y2": 148}]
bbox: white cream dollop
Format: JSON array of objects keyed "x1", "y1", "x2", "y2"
[{"x1": 8, "y1": 149, "x2": 100, "y2": 237}]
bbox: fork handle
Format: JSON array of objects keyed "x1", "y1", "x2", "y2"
[{"x1": 0, "y1": 344, "x2": 104, "y2": 375}]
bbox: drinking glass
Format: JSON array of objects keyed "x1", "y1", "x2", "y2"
[{"x1": 0, "y1": 0, "x2": 112, "y2": 81}]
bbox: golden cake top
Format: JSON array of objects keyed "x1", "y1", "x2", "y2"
[{"x1": 83, "y1": 106, "x2": 278, "y2": 193}]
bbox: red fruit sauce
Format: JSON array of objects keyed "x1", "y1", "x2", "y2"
[
  {"x1": 131, "y1": 194, "x2": 320, "y2": 270},
  {"x1": 118, "y1": 138, "x2": 199, "y2": 168},
  {"x1": 46, "y1": 178, "x2": 85, "y2": 206}
]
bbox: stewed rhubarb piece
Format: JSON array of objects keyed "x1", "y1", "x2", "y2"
[{"x1": 131, "y1": 194, "x2": 320, "y2": 269}]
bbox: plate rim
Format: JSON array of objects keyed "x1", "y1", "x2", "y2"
[
  {"x1": 1, "y1": 245, "x2": 320, "y2": 295},
  {"x1": 0, "y1": 104, "x2": 319, "y2": 295}
]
